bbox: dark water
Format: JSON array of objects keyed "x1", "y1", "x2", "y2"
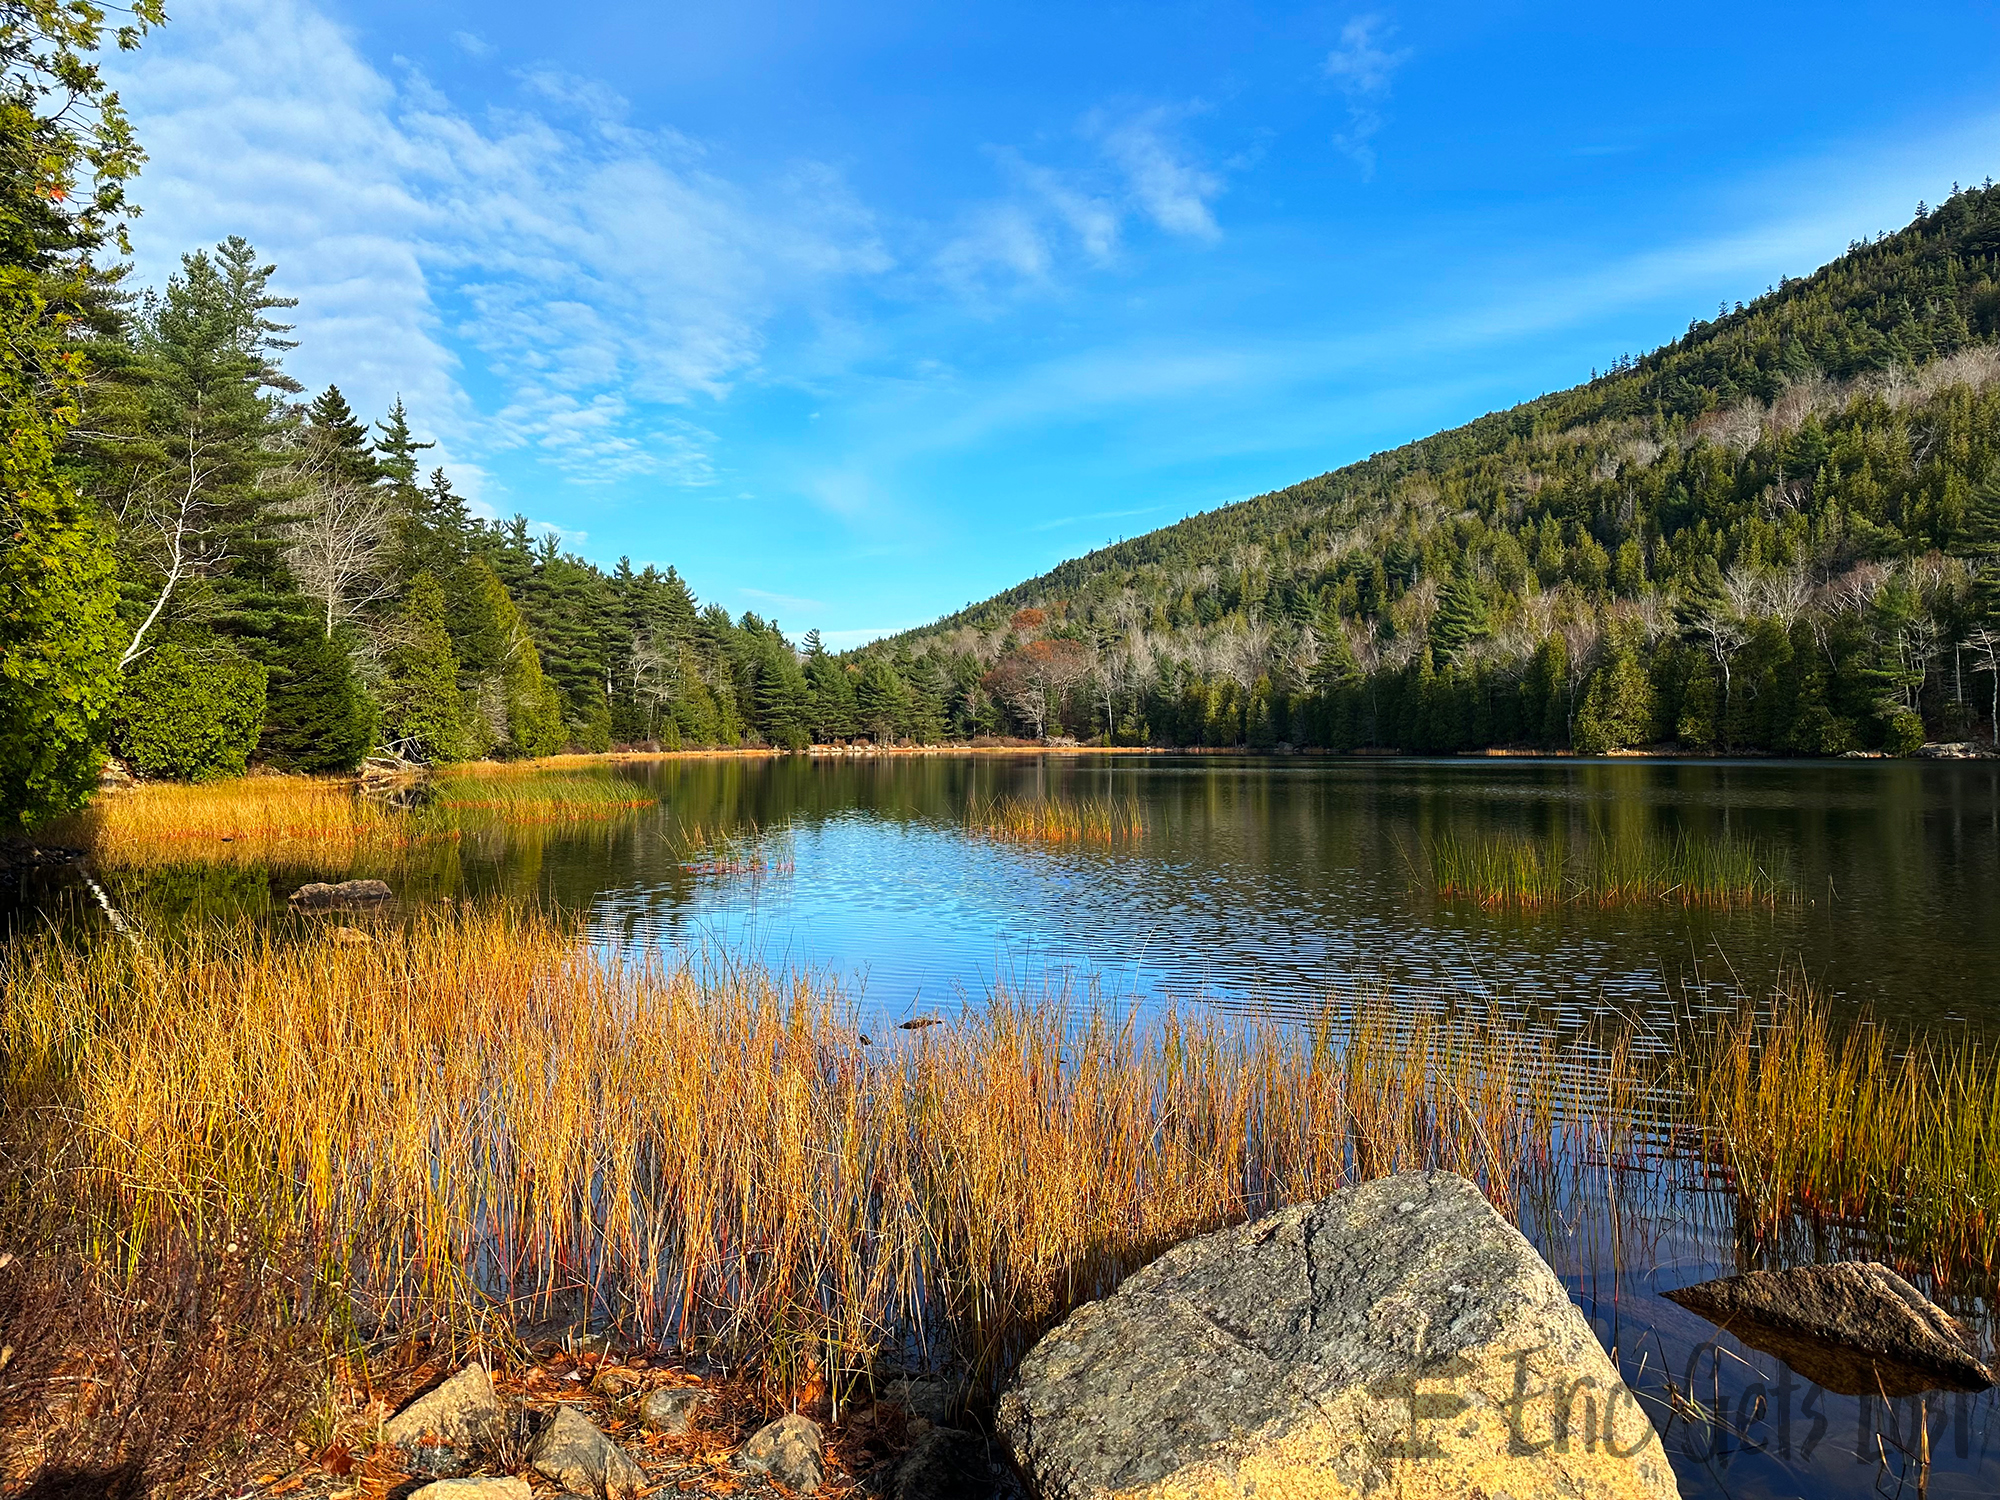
[{"x1": 16, "y1": 752, "x2": 2000, "y2": 1498}]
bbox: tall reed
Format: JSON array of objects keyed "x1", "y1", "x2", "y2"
[
  {"x1": 1676, "y1": 981, "x2": 2000, "y2": 1276},
  {"x1": 1427, "y1": 832, "x2": 1789, "y2": 908},
  {"x1": 1, "y1": 909, "x2": 1624, "y2": 1393},
  {"x1": 966, "y1": 795, "x2": 1145, "y2": 845}
]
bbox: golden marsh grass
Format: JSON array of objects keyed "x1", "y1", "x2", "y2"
[
  {"x1": 2, "y1": 906, "x2": 1624, "y2": 1392},
  {"x1": 1678, "y1": 982, "x2": 2000, "y2": 1277},
  {"x1": 966, "y1": 795, "x2": 1145, "y2": 845},
  {"x1": 1427, "y1": 832, "x2": 1790, "y2": 909},
  {"x1": 47, "y1": 770, "x2": 656, "y2": 870}
]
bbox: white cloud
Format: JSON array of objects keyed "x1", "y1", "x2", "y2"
[
  {"x1": 1324, "y1": 14, "x2": 1410, "y2": 177},
  {"x1": 110, "y1": 0, "x2": 891, "y2": 496},
  {"x1": 452, "y1": 30, "x2": 494, "y2": 60},
  {"x1": 937, "y1": 108, "x2": 1222, "y2": 293},
  {"x1": 1095, "y1": 108, "x2": 1222, "y2": 241}
]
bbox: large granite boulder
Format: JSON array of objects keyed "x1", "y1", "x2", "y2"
[
  {"x1": 998, "y1": 1170, "x2": 1677, "y2": 1500},
  {"x1": 1664, "y1": 1261, "x2": 1993, "y2": 1397}
]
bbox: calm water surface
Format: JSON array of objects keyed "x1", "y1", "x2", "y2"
[{"x1": 19, "y1": 753, "x2": 2000, "y2": 1499}]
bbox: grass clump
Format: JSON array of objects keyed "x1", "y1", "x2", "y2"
[
  {"x1": 45, "y1": 776, "x2": 418, "y2": 869},
  {"x1": 432, "y1": 769, "x2": 656, "y2": 824},
  {"x1": 1677, "y1": 980, "x2": 2000, "y2": 1277},
  {"x1": 1428, "y1": 831, "x2": 1789, "y2": 908},
  {"x1": 0, "y1": 907, "x2": 1623, "y2": 1404},
  {"x1": 966, "y1": 795, "x2": 1145, "y2": 845}
]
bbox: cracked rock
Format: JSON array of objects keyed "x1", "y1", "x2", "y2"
[
  {"x1": 381, "y1": 1363, "x2": 503, "y2": 1468},
  {"x1": 737, "y1": 1412, "x2": 823, "y2": 1493},
  {"x1": 530, "y1": 1404, "x2": 646, "y2": 1500},
  {"x1": 998, "y1": 1170, "x2": 1679, "y2": 1500}
]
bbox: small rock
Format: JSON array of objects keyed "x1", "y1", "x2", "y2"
[
  {"x1": 882, "y1": 1376, "x2": 954, "y2": 1425},
  {"x1": 736, "y1": 1413, "x2": 823, "y2": 1494},
  {"x1": 589, "y1": 1363, "x2": 644, "y2": 1399},
  {"x1": 382, "y1": 1364, "x2": 503, "y2": 1459},
  {"x1": 329, "y1": 925, "x2": 374, "y2": 945},
  {"x1": 888, "y1": 1428, "x2": 1030, "y2": 1500},
  {"x1": 530, "y1": 1405, "x2": 646, "y2": 1500},
  {"x1": 1665, "y1": 1261, "x2": 1994, "y2": 1396},
  {"x1": 639, "y1": 1385, "x2": 707, "y2": 1435},
  {"x1": 291, "y1": 878, "x2": 394, "y2": 907},
  {"x1": 407, "y1": 1481, "x2": 531, "y2": 1500}
]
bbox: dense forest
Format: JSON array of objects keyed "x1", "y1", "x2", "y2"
[
  {"x1": 864, "y1": 184, "x2": 2000, "y2": 756},
  {"x1": 6, "y1": 6, "x2": 2000, "y2": 830}
]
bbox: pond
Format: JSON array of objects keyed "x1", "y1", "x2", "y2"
[{"x1": 14, "y1": 751, "x2": 2000, "y2": 1499}]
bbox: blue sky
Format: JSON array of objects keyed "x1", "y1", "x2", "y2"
[{"x1": 110, "y1": 1, "x2": 2000, "y2": 646}]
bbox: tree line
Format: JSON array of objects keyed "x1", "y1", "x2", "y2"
[{"x1": 7, "y1": 7, "x2": 2000, "y2": 832}]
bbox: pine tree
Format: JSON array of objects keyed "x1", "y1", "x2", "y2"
[
  {"x1": 259, "y1": 624, "x2": 374, "y2": 772},
  {"x1": 379, "y1": 572, "x2": 464, "y2": 762},
  {"x1": 1430, "y1": 575, "x2": 1490, "y2": 662}
]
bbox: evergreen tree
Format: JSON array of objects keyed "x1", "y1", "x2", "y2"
[
  {"x1": 1430, "y1": 575, "x2": 1490, "y2": 662},
  {"x1": 379, "y1": 572, "x2": 464, "y2": 762},
  {"x1": 259, "y1": 625, "x2": 374, "y2": 772}
]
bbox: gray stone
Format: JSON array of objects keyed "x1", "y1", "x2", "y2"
[
  {"x1": 736, "y1": 1412, "x2": 823, "y2": 1493},
  {"x1": 291, "y1": 878, "x2": 394, "y2": 907},
  {"x1": 1664, "y1": 1261, "x2": 1994, "y2": 1397},
  {"x1": 998, "y1": 1170, "x2": 1678, "y2": 1500},
  {"x1": 382, "y1": 1363, "x2": 503, "y2": 1459},
  {"x1": 882, "y1": 1376, "x2": 954, "y2": 1425},
  {"x1": 639, "y1": 1384, "x2": 708, "y2": 1435},
  {"x1": 530, "y1": 1404, "x2": 646, "y2": 1500},
  {"x1": 887, "y1": 1428, "x2": 1030, "y2": 1500},
  {"x1": 407, "y1": 1481, "x2": 531, "y2": 1500}
]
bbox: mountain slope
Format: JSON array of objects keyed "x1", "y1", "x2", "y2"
[{"x1": 851, "y1": 182, "x2": 2000, "y2": 755}]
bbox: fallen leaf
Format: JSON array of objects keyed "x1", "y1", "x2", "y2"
[{"x1": 318, "y1": 1442, "x2": 355, "y2": 1476}]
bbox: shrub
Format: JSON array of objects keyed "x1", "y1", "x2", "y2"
[
  {"x1": 117, "y1": 643, "x2": 266, "y2": 782},
  {"x1": 1883, "y1": 708, "x2": 1927, "y2": 756}
]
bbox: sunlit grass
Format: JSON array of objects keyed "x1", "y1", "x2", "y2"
[
  {"x1": 432, "y1": 770, "x2": 656, "y2": 824},
  {"x1": 1, "y1": 906, "x2": 1624, "y2": 1394},
  {"x1": 1427, "y1": 832, "x2": 1789, "y2": 908},
  {"x1": 43, "y1": 776, "x2": 420, "y2": 869},
  {"x1": 966, "y1": 794, "x2": 1145, "y2": 845},
  {"x1": 45, "y1": 770, "x2": 656, "y2": 870},
  {"x1": 1676, "y1": 979, "x2": 2000, "y2": 1278}
]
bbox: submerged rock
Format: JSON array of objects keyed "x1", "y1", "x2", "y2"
[
  {"x1": 290, "y1": 878, "x2": 394, "y2": 907},
  {"x1": 998, "y1": 1170, "x2": 1678, "y2": 1500},
  {"x1": 381, "y1": 1363, "x2": 504, "y2": 1459},
  {"x1": 529, "y1": 1404, "x2": 646, "y2": 1499},
  {"x1": 887, "y1": 1427, "x2": 1030, "y2": 1500},
  {"x1": 1664, "y1": 1262, "x2": 1993, "y2": 1396},
  {"x1": 737, "y1": 1413, "x2": 824, "y2": 1493}
]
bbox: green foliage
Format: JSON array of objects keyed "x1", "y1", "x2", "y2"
[
  {"x1": 0, "y1": 0, "x2": 163, "y2": 826},
  {"x1": 259, "y1": 627, "x2": 373, "y2": 773},
  {"x1": 118, "y1": 640, "x2": 266, "y2": 781},
  {"x1": 379, "y1": 572, "x2": 464, "y2": 763}
]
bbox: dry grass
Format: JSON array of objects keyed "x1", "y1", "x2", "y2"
[
  {"x1": 966, "y1": 795, "x2": 1145, "y2": 845},
  {"x1": 44, "y1": 770, "x2": 656, "y2": 871},
  {"x1": 1676, "y1": 979, "x2": 2000, "y2": 1277},
  {"x1": 0, "y1": 907, "x2": 1627, "y2": 1399},
  {"x1": 1427, "y1": 832, "x2": 1790, "y2": 908},
  {"x1": 44, "y1": 777, "x2": 419, "y2": 870}
]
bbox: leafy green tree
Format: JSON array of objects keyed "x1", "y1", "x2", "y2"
[
  {"x1": 0, "y1": 0, "x2": 164, "y2": 825},
  {"x1": 117, "y1": 639, "x2": 266, "y2": 781},
  {"x1": 379, "y1": 572, "x2": 464, "y2": 762}
]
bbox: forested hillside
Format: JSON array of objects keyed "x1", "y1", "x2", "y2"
[
  {"x1": 6, "y1": 0, "x2": 2000, "y2": 832},
  {"x1": 853, "y1": 183, "x2": 2000, "y2": 755}
]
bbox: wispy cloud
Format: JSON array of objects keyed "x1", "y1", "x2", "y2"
[
  {"x1": 451, "y1": 30, "x2": 494, "y2": 60},
  {"x1": 111, "y1": 0, "x2": 891, "y2": 495},
  {"x1": 739, "y1": 586, "x2": 827, "y2": 613},
  {"x1": 1029, "y1": 504, "x2": 1168, "y2": 533},
  {"x1": 1324, "y1": 14, "x2": 1410, "y2": 177},
  {"x1": 937, "y1": 105, "x2": 1223, "y2": 293}
]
